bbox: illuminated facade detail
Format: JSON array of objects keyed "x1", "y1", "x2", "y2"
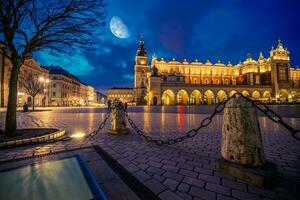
[
  {"x1": 132, "y1": 39, "x2": 300, "y2": 105},
  {"x1": 0, "y1": 54, "x2": 106, "y2": 107},
  {"x1": 107, "y1": 87, "x2": 134, "y2": 103},
  {"x1": 0, "y1": 56, "x2": 50, "y2": 107}
]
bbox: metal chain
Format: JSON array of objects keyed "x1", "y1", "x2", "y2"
[
  {"x1": 248, "y1": 97, "x2": 300, "y2": 141},
  {"x1": 125, "y1": 93, "x2": 300, "y2": 145},
  {"x1": 88, "y1": 108, "x2": 111, "y2": 138},
  {"x1": 125, "y1": 95, "x2": 235, "y2": 145}
]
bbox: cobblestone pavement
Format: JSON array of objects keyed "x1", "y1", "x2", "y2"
[{"x1": 0, "y1": 107, "x2": 300, "y2": 200}]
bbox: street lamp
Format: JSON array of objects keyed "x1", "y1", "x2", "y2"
[{"x1": 39, "y1": 76, "x2": 45, "y2": 82}]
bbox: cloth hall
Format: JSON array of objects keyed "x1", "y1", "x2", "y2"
[{"x1": 125, "y1": 38, "x2": 300, "y2": 105}]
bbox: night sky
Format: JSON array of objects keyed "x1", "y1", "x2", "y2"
[{"x1": 35, "y1": 0, "x2": 300, "y2": 92}]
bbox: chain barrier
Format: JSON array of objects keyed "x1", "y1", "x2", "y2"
[
  {"x1": 125, "y1": 95, "x2": 234, "y2": 145},
  {"x1": 125, "y1": 93, "x2": 300, "y2": 145},
  {"x1": 88, "y1": 108, "x2": 111, "y2": 138},
  {"x1": 248, "y1": 96, "x2": 300, "y2": 141}
]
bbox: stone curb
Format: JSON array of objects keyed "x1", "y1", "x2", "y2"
[{"x1": 0, "y1": 129, "x2": 65, "y2": 149}]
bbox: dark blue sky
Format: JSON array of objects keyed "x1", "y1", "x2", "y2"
[{"x1": 35, "y1": 0, "x2": 300, "y2": 92}]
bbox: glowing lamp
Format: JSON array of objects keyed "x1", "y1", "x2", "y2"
[
  {"x1": 39, "y1": 77, "x2": 45, "y2": 82},
  {"x1": 70, "y1": 132, "x2": 86, "y2": 139}
]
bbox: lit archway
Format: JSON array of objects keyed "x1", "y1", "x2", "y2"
[
  {"x1": 217, "y1": 90, "x2": 227, "y2": 102},
  {"x1": 229, "y1": 90, "x2": 238, "y2": 97},
  {"x1": 177, "y1": 89, "x2": 189, "y2": 105},
  {"x1": 204, "y1": 90, "x2": 215, "y2": 104},
  {"x1": 162, "y1": 90, "x2": 176, "y2": 105},
  {"x1": 263, "y1": 91, "x2": 271, "y2": 98},
  {"x1": 242, "y1": 90, "x2": 250, "y2": 97},
  {"x1": 279, "y1": 89, "x2": 289, "y2": 98},
  {"x1": 190, "y1": 90, "x2": 202, "y2": 105},
  {"x1": 252, "y1": 91, "x2": 261, "y2": 100}
]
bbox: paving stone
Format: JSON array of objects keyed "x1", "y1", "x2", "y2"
[
  {"x1": 163, "y1": 178, "x2": 180, "y2": 191},
  {"x1": 144, "y1": 178, "x2": 167, "y2": 195},
  {"x1": 176, "y1": 191, "x2": 193, "y2": 200},
  {"x1": 137, "y1": 163, "x2": 149, "y2": 170},
  {"x1": 132, "y1": 170, "x2": 151, "y2": 183},
  {"x1": 194, "y1": 166, "x2": 214, "y2": 175},
  {"x1": 179, "y1": 168, "x2": 198, "y2": 178},
  {"x1": 206, "y1": 182, "x2": 231, "y2": 196},
  {"x1": 217, "y1": 194, "x2": 237, "y2": 200},
  {"x1": 248, "y1": 185, "x2": 278, "y2": 199},
  {"x1": 198, "y1": 173, "x2": 220, "y2": 184},
  {"x1": 182, "y1": 177, "x2": 205, "y2": 188},
  {"x1": 161, "y1": 159, "x2": 177, "y2": 166},
  {"x1": 159, "y1": 189, "x2": 184, "y2": 200},
  {"x1": 189, "y1": 186, "x2": 217, "y2": 200},
  {"x1": 232, "y1": 189, "x2": 261, "y2": 200},
  {"x1": 222, "y1": 179, "x2": 247, "y2": 191},
  {"x1": 124, "y1": 163, "x2": 139, "y2": 173},
  {"x1": 177, "y1": 182, "x2": 190, "y2": 193},
  {"x1": 162, "y1": 164, "x2": 179, "y2": 173},
  {"x1": 163, "y1": 171, "x2": 184, "y2": 182},
  {"x1": 146, "y1": 166, "x2": 165, "y2": 175},
  {"x1": 148, "y1": 160, "x2": 163, "y2": 168}
]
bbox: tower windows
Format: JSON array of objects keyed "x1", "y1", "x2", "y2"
[{"x1": 278, "y1": 68, "x2": 287, "y2": 81}]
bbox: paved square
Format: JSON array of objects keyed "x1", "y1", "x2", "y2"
[{"x1": 0, "y1": 106, "x2": 300, "y2": 200}]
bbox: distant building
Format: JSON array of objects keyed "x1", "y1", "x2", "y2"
[
  {"x1": 0, "y1": 54, "x2": 50, "y2": 107},
  {"x1": 134, "y1": 38, "x2": 300, "y2": 105},
  {"x1": 95, "y1": 91, "x2": 107, "y2": 104},
  {"x1": 107, "y1": 87, "x2": 134, "y2": 103},
  {"x1": 44, "y1": 66, "x2": 96, "y2": 107}
]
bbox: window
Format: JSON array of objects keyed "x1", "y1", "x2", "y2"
[
  {"x1": 279, "y1": 68, "x2": 287, "y2": 81},
  {"x1": 255, "y1": 75, "x2": 260, "y2": 84},
  {"x1": 53, "y1": 92, "x2": 56, "y2": 97},
  {"x1": 53, "y1": 83, "x2": 56, "y2": 88},
  {"x1": 225, "y1": 79, "x2": 228, "y2": 84}
]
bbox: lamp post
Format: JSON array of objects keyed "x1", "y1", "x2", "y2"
[{"x1": 39, "y1": 76, "x2": 50, "y2": 107}]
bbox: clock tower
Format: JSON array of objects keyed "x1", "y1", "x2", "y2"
[{"x1": 134, "y1": 36, "x2": 150, "y2": 104}]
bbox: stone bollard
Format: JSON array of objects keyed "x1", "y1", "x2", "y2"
[
  {"x1": 216, "y1": 94, "x2": 277, "y2": 188},
  {"x1": 107, "y1": 100, "x2": 129, "y2": 135}
]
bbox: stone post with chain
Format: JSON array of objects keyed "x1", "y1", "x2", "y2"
[
  {"x1": 107, "y1": 100, "x2": 129, "y2": 135},
  {"x1": 216, "y1": 94, "x2": 277, "y2": 188}
]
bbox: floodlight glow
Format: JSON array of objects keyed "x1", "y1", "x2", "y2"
[{"x1": 70, "y1": 132, "x2": 86, "y2": 139}]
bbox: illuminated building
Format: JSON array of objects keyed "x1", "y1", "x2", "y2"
[
  {"x1": 0, "y1": 55, "x2": 50, "y2": 107},
  {"x1": 44, "y1": 66, "x2": 97, "y2": 106},
  {"x1": 107, "y1": 87, "x2": 134, "y2": 103},
  {"x1": 133, "y1": 38, "x2": 300, "y2": 105}
]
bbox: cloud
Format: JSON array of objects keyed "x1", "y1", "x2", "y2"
[
  {"x1": 35, "y1": 51, "x2": 96, "y2": 76},
  {"x1": 122, "y1": 74, "x2": 134, "y2": 80}
]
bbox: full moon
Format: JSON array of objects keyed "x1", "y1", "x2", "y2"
[{"x1": 110, "y1": 16, "x2": 130, "y2": 39}]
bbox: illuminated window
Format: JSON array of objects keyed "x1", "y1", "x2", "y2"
[{"x1": 279, "y1": 68, "x2": 287, "y2": 81}]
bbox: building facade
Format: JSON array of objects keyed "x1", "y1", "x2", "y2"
[
  {"x1": 45, "y1": 66, "x2": 98, "y2": 106},
  {"x1": 0, "y1": 55, "x2": 50, "y2": 107},
  {"x1": 45, "y1": 66, "x2": 81, "y2": 106},
  {"x1": 107, "y1": 87, "x2": 134, "y2": 103},
  {"x1": 132, "y1": 39, "x2": 300, "y2": 105}
]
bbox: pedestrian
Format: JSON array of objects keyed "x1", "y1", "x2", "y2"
[
  {"x1": 108, "y1": 100, "x2": 111, "y2": 110},
  {"x1": 124, "y1": 102, "x2": 128, "y2": 111}
]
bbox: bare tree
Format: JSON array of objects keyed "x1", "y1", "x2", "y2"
[
  {"x1": 21, "y1": 74, "x2": 45, "y2": 111},
  {"x1": 0, "y1": 0, "x2": 106, "y2": 137}
]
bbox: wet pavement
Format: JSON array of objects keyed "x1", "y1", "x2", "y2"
[{"x1": 0, "y1": 106, "x2": 300, "y2": 200}]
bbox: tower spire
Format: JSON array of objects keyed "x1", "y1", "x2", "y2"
[{"x1": 136, "y1": 34, "x2": 147, "y2": 56}]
